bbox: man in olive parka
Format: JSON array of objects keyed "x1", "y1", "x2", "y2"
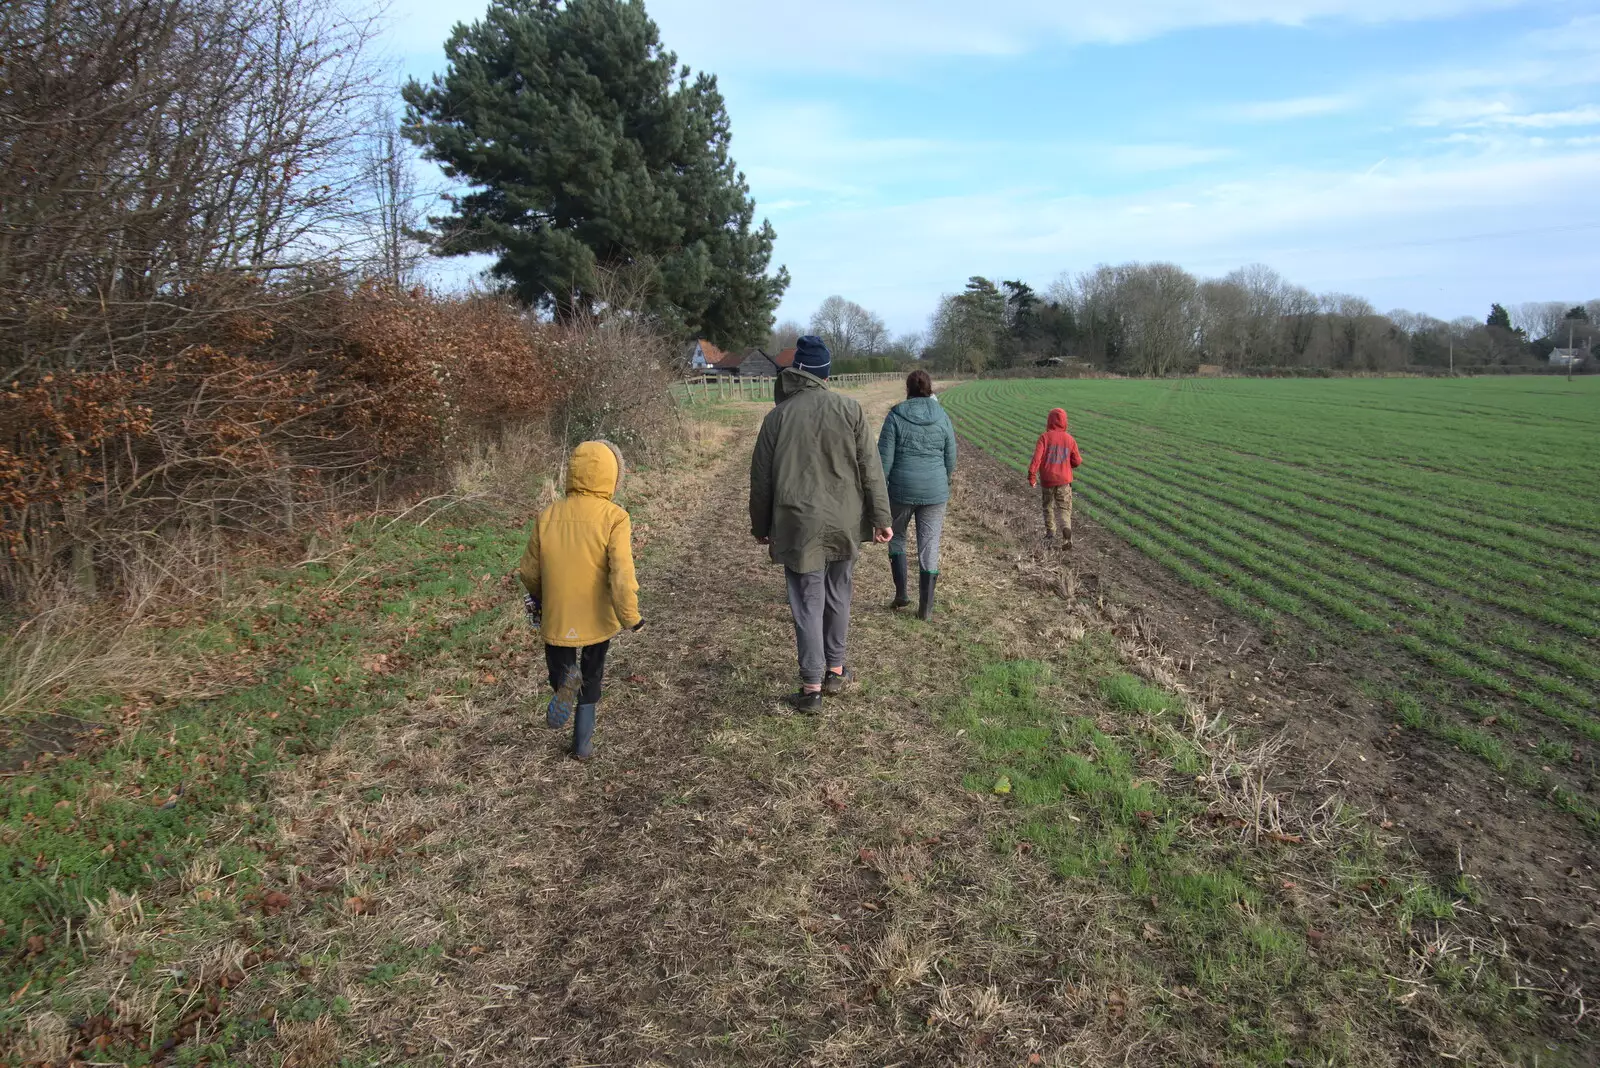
[{"x1": 750, "y1": 336, "x2": 893, "y2": 712}]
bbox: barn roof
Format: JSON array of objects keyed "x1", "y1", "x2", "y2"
[{"x1": 697, "y1": 340, "x2": 742, "y2": 370}]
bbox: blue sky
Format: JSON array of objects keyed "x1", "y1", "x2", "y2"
[{"x1": 385, "y1": 0, "x2": 1600, "y2": 334}]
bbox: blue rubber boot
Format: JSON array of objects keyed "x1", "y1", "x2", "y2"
[
  {"x1": 547, "y1": 668, "x2": 579, "y2": 729},
  {"x1": 572, "y1": 703, "x2": 597, "y2": 761}
]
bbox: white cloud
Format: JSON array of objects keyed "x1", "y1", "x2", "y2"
[
  {"x1": 769, "y1": 146, "x2": 1600, "y2": 329},
  {"x1": 1410, "y1": 98, "x2": 1515, "y2": 126},
  {"x1": 641, "y1": 0, "x2": 1538, "y2": 65},
  {"x1": 383, "y1": 0, "x2": 1542, "y2": 73},
  {"x1": 1474, "y1": 105, "x2": 1600, "y2": 128},
  {"x1": 1229, "y1": 93, "x2": 1363, "y2": 121},
  {"x1": 1098, "y1": 144, "x2": 1235, "y2": 170}
]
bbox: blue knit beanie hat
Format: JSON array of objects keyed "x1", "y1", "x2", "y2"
[{"x1": 794, "y1": 335, "x2": 831, "y2": 378}]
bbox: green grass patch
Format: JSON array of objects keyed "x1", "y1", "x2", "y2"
[
  {"x1": 0, "y1": 509, "x2": 526, "y2": 1061},
  {"x1": 945, "y1": 657, "x2": 1543, "y2": 1062}
]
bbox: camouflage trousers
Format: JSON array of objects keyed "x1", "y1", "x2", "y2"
[{"x1": 1041, "y1": 484, "x2": 1073, "y2": 540}]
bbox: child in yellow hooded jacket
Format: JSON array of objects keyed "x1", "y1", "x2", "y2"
[{"x1": 519, "y1": 440, "x2": 643, "y2": 760}]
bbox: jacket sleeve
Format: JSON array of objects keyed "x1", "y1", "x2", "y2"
[
  {"x1": 877, "y1": 411, "x2": 897, "y2": 485},
  {"x1": 943, "y1": 412, "x2": 957, "y2": 481},
  {"x1": 607, "y1": 512, "x2": 642, "y2": 629},
  {"x1": 518, "y1": 518, "x2": 542, "y2": 599},
  {"x1": 1069, "y1": 433, "x2": 1082, "y2": 468},
  {"x1": 856, "y1": 407, "x2": 893, "y2": 530},
  {"x1": 749, "y1": 416, "x2": 776, "y2": 539},
  {"x1": 1027, "y1": 434, "x2": 1047, "y2": 486}
]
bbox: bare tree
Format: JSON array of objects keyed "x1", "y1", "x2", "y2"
[
  {"x1": 1066, "y1": 265, "x2": 1127, "y2": 368},
  {"x1": 1199, "y1": 279, "x2": 1250, "y2": 367},
  {"x1": 1120, "y1": 264, "x2": 1201, "y2": 375},
  {"x1": 1319, "y1": 294, "x2": 1377, "y2": 368},
  {"x1": 1226, "y1": 264, "x2": 1288, "y2": 364},
  {"x1": 767, "y1": 319, "x2": 804, "y2": 354},
  {"x1": 1, "y1": 0, "x2": 383, "y2": 375},
  {"x1": 886, "y1": 331, "x2": 923, "y2": 361},
  {"x1": 1511, "y1": 301, "x2": 1572, "y2": 341},
  {"x1": 358, "y1": 101, "x2": 435, "y2": 289},
  {"x1": 809, "y1": 295, "x2": 888, "y2": 359}
]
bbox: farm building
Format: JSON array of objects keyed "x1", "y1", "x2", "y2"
[
  {"x1": 736, "y1": 348, "x2": 781, "y2": 377},
  {"x1": 1548, "y1": 347, "x2": 1590, "y2": 369},
  {"x1": 685, "y1": 339, "x2": 743, "y2": 376}
]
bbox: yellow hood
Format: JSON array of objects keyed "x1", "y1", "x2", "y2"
[{"x1": 566, "y1": 440, "x2": 622, "y2": 499}]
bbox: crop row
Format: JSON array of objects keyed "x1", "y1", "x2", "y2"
[
  {"x1": 957, "y1": 391, "x2": 1600, "y2": 577},
  {"x1": 944, "y1": 381, "x2": 1600, "y2": 742},
  {"x1": 952, "y1": 395, "x2": 1600, "y2": 630},
  {"x1": 1152, "y1": 380, "x2": 1600, "y2": 522}
]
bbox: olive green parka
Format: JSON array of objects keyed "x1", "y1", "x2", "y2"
[{"x1": 749, "y1": 368, "x2": 893, "y2": 573}]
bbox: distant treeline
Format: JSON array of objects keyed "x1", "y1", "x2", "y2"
[{"x1": 915, "y1": 266, "x2": 1600, "y2": 375}]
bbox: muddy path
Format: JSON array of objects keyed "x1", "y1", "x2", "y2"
[
  {"x1": 954, "y1": 440, "x2": 1600, "y2": 1012},
  {"x1": 237, "y1": 386, "x2": 1157, "y2": 1066}
]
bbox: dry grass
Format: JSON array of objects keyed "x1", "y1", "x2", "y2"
[
  {"x1": 9, "y1": 383, "x2": 1582, "y2": 1066},
  {"x1": 0, "y1": 599, "x2": 198, "y2": 751}
]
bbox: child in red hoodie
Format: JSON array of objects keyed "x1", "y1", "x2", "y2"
[{"x1": 1027, "y1": 408, "x2": 1082, "y2": 549}]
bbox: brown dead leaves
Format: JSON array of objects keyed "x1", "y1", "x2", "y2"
[{"x1": 820, "y1": 779, "x2": 852, "y2": 813}]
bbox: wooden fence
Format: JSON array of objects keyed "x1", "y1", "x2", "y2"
[{"x1": 672, "y1": 372, "x2": 904, "y2": 404}]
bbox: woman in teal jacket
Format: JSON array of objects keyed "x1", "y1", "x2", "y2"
[{"x1": 877, "y1": 369, "x2": 957, "y2": 619}]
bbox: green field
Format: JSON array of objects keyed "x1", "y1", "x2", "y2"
[{"x1": 943, "y1": 376, "x2": 1600, "y2": 825}]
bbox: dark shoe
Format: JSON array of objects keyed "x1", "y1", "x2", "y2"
[
  {"x1": 572, "y1": 702, "x2": 597, "y2": 760},
  {"x1": 917, "y1": 571, "x2": 938, "y2": 621},
  {"x1": 822, "y1": 668, "x2": 853, "y2": 695},
  {"x1": 890, "y1": 553, "x2": 910, "y2": 609},
  {"x1": 547, "y1": 667, "x2": 579, "y2": 729},
  {"x1": 785, "y1": 689, "x2": 823, "y2": 714}
]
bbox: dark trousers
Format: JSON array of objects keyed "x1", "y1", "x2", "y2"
[{"x1": 544, "y1": 640, "x2": 610, "y2": 705}]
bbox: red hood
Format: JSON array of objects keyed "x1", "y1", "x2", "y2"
[{"x1": 1047, "y1": 408, "x2": 1068, "y2": 430}]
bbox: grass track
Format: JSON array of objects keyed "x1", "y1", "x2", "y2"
[{"x1": 943, "y1": 376, "x2": 1600, "y2": 821}]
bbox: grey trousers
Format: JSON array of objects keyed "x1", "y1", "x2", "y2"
[
  {"x1": 785, "y1": 559, "x2": 855, "y2": 686},
  {"x1": 889, "y1": 500, "x2": 947, "y2": 574}
]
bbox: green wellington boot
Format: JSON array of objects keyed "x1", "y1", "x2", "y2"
[
  {"x1": 917, "y1": 571, "x2": 938, "y2": 621},
  {"x1": 890, "y1": 553, "x2": 911, "y2": 609}
]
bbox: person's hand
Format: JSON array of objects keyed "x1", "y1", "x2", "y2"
[
  {"x1": 523, "y1": 593, "x2": 541, "y2": 628},
  {"x1": 755, "y1": 535, "x2": 771, "y2": 545},
  {"x1": 1028, "y1": 478, "x2": 1037, "y2": 488},
  {"x1": 873, "y1": 527, "x2": 894, "y2": 544},
  {"x1": 630, "y1": 619, "x2": 646, "y2": 632}
]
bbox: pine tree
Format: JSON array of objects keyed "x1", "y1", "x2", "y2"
[
  {"x1": 1486, "y1": 303, "x2": 1513, "y2": 330},
  {"x1": 402, "y1": 0, "x2": 787, "y2": 345}
]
